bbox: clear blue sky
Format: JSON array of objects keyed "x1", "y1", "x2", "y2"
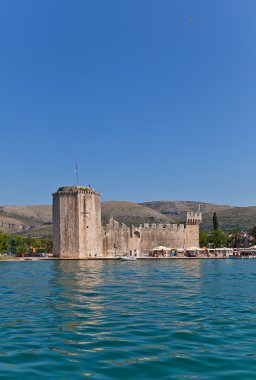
[{"x1": 0, "y1": 0, "x2": 255, "y2": 206}]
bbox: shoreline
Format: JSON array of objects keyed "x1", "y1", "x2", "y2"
[{"x1": 0, "y1": 256, "x2": 231, "y2": 262}]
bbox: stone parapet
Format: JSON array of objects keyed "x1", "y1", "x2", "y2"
[{"x1": 53, "y1": 186, "x2": 100, "y2": 197}]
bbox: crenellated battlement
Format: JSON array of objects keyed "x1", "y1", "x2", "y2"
[
  {"x1": 186, "y1": 212, "x2": 202, "y2": 225},
  {"x1": 53, "y1": 186, "x2": 99, "y2": 196},
  {"x1": 104, "y1": 219, "x2": 186, "y2": 233}
]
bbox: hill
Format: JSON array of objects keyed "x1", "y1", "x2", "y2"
[
  {"x1": 0, "y1": 200, "x2": 256, "y2": 238},
  {"x1": 0, "y1": 205, "x2": 52, "y2": 238},
  {"x1": 142, "y1": 201, "x2": 256, "y2": 231},
  {"x1": 101, "y1": 201, "x2": 172, "y2": 226}
]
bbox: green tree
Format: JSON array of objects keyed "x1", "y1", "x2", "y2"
[
  {"x1": 209, "y1": 229, "x2": 229, "y2": 248},
  {"x1": 0, "y1": 232, "x2": 8, "y2": 254},
  {"x1": 16, "y1": 236, "x2": 28, "y2": 255},
  {"x1": 229, "y1": 229, "x2": 242, "y2": 248},
  {"x1": 199, "y1": 231, "x2": 209, "y2": 247},
  {"x1": 46, "y1": 239, "x2": 53, "y2": 253},
  {"x1": 9, "y1": 235, "x2": 29, "y2": 255},
  {"x1": 9, "y1": 236, "x2": 19, "y2": 254},
  {"x1": 25, "y1": 235, "x2": 33, "y2": 251},
  {"x1": 213, "y1": 212, "x2": 219, "y2": 230}
]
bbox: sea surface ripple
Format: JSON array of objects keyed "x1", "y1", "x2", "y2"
[{"x1": 0, "y1": 260, "x2": 256, "y2": 379}]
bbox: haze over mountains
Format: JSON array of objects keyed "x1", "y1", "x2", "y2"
[{"x1": 0, "y1": 200, "x2": 256, "y2": 238}]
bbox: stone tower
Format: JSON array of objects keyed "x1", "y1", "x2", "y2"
[
  {"x1": 53, "y1": 186, "x2": 102, "y2": 258},
  {"x1": 185, "y1": 212, "x2": 202, "y2": 248},
  {"x1": 186, "y1": 212, "x2": 202, "y2": 226}
]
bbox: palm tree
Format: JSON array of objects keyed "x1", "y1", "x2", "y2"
[
  {"x1": 250, "y1": 226, "x2": 256, "y2": 245},
  {"x1": 229, "y1": 229, "x2": 242, "y2": 248}
]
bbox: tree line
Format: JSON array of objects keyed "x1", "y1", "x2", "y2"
[
  {"x1": 0, "y1": 233, "x2": 53, "y2": 255},
  {"x1": 200, "y1": 212, "x2": 256, "y2": 248}
]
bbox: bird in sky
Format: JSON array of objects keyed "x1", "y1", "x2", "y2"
[{"x1": 189, "y1": 15, "x2": 193, "y2": 22}]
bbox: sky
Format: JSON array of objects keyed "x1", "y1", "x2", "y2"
[{"x1": 0, "y1": 0, "x2": 255, "y2": 206}]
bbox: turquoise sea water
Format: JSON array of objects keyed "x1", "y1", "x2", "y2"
[{"x1": 1, "y1": 260, "x2": 256, "y2": 379}]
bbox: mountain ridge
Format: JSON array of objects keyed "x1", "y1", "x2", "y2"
[{"x1": 0, "y1": 200, "x2": 255, "y2": 237}]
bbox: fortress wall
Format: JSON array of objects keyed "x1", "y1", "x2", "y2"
[
  {"x1": 80, "y1": 191, "x2": 102, "y2": 258},
  {"x1": 137, "y1": 224, "x2": 186, "y2": 253},
  {"x1": 53, "y1": 192, "x2": 81, "y2": 258},
  {"x1": 102, "y1": 222, "x2": 200, "y2": 256},
  {"x1": 103, "y1": 219, "x2": 130, "y2": 256}
]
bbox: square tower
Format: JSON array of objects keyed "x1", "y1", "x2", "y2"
[
  {"x1": 185, "y1": 212, "x2": 202, "y2": 248},
  {"x1": 53, "y1": 186, "x2": 102, "y2": 258}
]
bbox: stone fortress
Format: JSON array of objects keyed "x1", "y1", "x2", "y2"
[{"x1": 53, "y1": 186, "x2": 202, "y2": 259}]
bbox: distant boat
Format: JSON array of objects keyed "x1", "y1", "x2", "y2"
[{"x1": 119, "y1": 256, "x2": 137, "y2": 261}]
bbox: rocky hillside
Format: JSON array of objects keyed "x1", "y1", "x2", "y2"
[
  {"x1": 101, "y1": 201, "x2": 172, "y2": 226},
  {"x1": 142, "y1": 201, "x2": 256, "y2": 231},
  {"x1": 0, "y1": 206, "x2": 52, "y2": 237},
  {"x1": 0, "y1": 200, "x2": 255, "y2": 238}
]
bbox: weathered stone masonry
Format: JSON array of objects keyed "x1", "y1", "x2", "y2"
[
  {"x1": 53, "y1": 186, "x2": 202, "y2": 258},
  {"x1": 53, "y1": 186, "x2": 102, "y2": 258}
]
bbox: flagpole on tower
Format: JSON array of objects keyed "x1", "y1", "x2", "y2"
[{"x1": 75, "y1": 164, "x2": 79, "y2": 186}]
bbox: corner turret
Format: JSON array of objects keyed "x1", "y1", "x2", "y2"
[{"x1": 186, "y1": 212, "x2": 202, "y2": 225}]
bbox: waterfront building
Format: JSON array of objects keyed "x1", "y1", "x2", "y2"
[{"x1": 53, "y1": 186, "x2": 202, "y2": 258}]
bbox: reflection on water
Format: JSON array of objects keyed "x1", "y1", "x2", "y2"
[
  {"x1": 49, "y1": 261, "x2": 106, "y2": 339},
  {"x1": 55, "y1": 260, "x2": 105, "y2": 310},
  {"x1": 0, "y1": 260, "x2": 256, "y2": 379}
]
